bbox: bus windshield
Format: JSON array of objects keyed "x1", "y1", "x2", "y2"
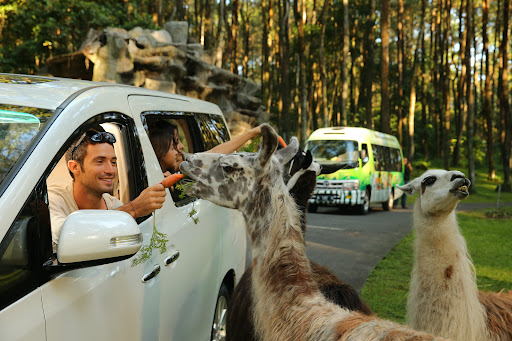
[
  {"x1": 306, "y1": 140, "x2": 359, "y2": 171},
  {"x1": 0, "y1": 105, "x2": 53, "y2": 186}
]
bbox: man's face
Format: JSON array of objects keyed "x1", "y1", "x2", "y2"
[{"x1": 75, "y1": 143, "x2": 117, "y2": 196}]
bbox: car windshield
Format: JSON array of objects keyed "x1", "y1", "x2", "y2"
[
  {"x1": 0, "y1": 104, "x2": 53, "y2": 186},
  {"x1": 306, "y1": 140, "x2": 359, "y2": 171}
]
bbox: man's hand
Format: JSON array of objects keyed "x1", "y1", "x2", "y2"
[{"x1": 129, "y1": 183, "x2": 167, "y2": 218}]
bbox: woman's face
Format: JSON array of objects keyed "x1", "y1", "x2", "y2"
[{"x1": 160, "y1": 130, "x2": 185, "y2": 173}]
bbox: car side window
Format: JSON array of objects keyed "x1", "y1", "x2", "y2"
[
  {"x1": 142, "y1": 113, "x2": 199, "y2": 206},
  {"x1": 0, "y1": 181, "x2": 51, "y2": 311},
  {"x1": 195, "y1": 113, "x2": 230, "y2": 150},
  {"x1": 46, "y1": 113, "x2": 149, "y2": 243}
]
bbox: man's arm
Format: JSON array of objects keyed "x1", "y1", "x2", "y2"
[
  {"x1": 207, "y1": 125, "x2": 262, "y2": 154},
  {"x1": 116, "y1": 183, "x2": 167, "y2": 218}
]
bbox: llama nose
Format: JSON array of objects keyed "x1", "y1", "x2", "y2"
[
  {"x1": 182, "y1": 152, "x2": 191, "y2": 161},
  {"x1": 450, "y1": 173, "x2": 466, "y2": 182}
]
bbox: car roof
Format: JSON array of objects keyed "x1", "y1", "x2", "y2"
[{"x1": 0, "y1": 73, "x2": 219, "y2": 113}]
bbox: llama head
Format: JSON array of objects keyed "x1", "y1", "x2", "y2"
[
  {"x1": 398, "y1": 169, "x2": 470, "y2": 216},
  {"x1": 179, "y1": 124, "x2": 299, "y2": 211}
]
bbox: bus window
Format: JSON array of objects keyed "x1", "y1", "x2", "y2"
[{"x1": 361, "y1": 144, "x2": 369, "y2": 166}]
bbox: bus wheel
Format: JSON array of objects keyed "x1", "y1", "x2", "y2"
[
  {"x1": 357, "y1": 190, "x2": 370, "y2": 215},
  {"x1": 308, "y1": 204, "x2": 318, "y2": 213},
  {"x1": 382, "y1": 190, "x2": 394, "y2": 211}
]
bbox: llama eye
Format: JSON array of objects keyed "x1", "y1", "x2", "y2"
[{"x1": 422, "y1": 176, "x2": 437, "y2": 186}]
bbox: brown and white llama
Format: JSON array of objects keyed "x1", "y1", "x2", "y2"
[
  {"x1": 226, "y1": 147, "x2": 373, "y2": 341},
  {"x1": 399, "y1": 169, "x2": 512, "y2": 341},
  {"x1": 180, "y1": 124, "x2": 447, "y2": 341}
]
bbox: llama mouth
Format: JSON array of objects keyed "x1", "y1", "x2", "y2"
[{"x1": 450, "y1": 184, "x2": 469, "y2": 198}]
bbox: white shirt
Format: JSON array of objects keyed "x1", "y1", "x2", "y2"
[{"x1": 48, "y1": 182, "x2": 124, "y2": 252}]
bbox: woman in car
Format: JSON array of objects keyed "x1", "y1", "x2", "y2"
[{"x1": 148, "y1": 120, "x2": 263, "y2": 174}]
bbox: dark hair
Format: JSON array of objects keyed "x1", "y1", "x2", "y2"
[
  {"x1": 65, "y1": 128, "x2": 112, "y2": 180},
  {"x1": 147, "y1": 120, "x2": 179, "y2": 170}
]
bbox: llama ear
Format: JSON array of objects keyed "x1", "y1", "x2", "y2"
[
  {"x1": 257, "y1": 124, "x2": 278, "y2": 167},
  {"x1": 275, "y1": 137, "x2": 299, "y2": 165},
  {"x1": 304, "y1": 150, "x2": 313, "y2": 169},
  {"x1": 398, "y1": 178, "x2": 420, "y2": 196}
]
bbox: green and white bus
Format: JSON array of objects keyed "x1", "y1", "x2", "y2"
[{"x1": 305, "y1": 127, "x2": 404, "y2": 215}]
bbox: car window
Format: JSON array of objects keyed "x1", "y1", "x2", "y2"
[
  {"x1": 0, "y1": 105, "x2": 53, "y2": 188},
  {"x1": 195, "y1": 113, "x2": 230, "y2": 150},
  {"x1": 0, "y1": 181, "x2": 52, "y2": 311},
  {"x1": 142, "y1": 113, "x2": 199, "y2": 206},
  {"x1": 46, "y1": 113, "x2": 149, "y2": 251}
]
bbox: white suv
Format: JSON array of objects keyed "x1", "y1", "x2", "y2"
[{"x1": 0, "y1": 74, "x2": 246, "y2": 341}]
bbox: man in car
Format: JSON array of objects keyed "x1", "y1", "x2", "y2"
[{"x1": 48, "y1": 129, "x2": 167, "y2": 252}]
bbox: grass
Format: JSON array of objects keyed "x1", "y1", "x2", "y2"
[{"x1": 360, "y1": 208, "x2": 512, "y2": 324}]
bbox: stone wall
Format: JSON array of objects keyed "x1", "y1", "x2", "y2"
[{"x1": 47, "y1": 22, "x2": 268, "y2": 136}]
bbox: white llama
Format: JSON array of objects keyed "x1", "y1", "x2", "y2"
[
  {"x1": 180, "y1": 124, "x2": 447, "y2": 341},
  {"x1": 399, "y1": 169, "x2": 512, "y2": 341}
]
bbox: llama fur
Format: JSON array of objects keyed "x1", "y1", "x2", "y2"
[
  {"x1": 181, "y1": 124, "x2": 447, "y2": 341},
  {"x1": 226, "y1": 148, "x2": 372, "y2": 341},
  {"x1": 399, "y1": 169, "x2": 512, "y2": 341}
]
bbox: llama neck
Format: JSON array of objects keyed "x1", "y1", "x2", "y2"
[
  {"x1": 244, "y1": 174, "x2": 333, "y2": 340},
  {"x1": 408, "y1": 199, "x2": 488, "y2": 340},
  {"x1": 245, "y1": 174, "x2": 316, "y2": 289}
]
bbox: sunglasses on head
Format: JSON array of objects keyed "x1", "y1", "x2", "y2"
[{"x1": 71, "y1": 130, "x2": 116, "y2": 160}]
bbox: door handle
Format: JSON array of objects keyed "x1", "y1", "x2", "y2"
[
  {"x1": 141, "y1": 264, "x2": 161, "y2": 283},
  {"x1": 164, "y1": 251, "x2": 180, "y2": 266}
]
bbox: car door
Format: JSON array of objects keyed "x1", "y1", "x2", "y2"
[
  {"x1": 129, "y1": 95, "x2": 229, "y2": 340},
  {"x1": 0, "y1": 180, "x2": 48, "y2": 341},
  {"x1": 39, "y1": 107, "x2": 161, "y2": 340}
]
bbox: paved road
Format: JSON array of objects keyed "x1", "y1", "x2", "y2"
[{"x1": 304, "y1": 205, "x2": 414, "y2": 293}]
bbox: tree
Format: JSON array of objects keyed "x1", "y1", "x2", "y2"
[
  {"x1": 380, "y1": 0, "x2": 390, "y2": 134},
  {"x1": 498, "y1": 0, "x2": 511, "y2": 190}
]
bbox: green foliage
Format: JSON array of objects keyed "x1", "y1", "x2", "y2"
[
  {"x1": 131, "y1": 215, "x2": 169, "y2": 266},
  {"x1": 239, "y1": 136, "x2": 261, "y2": 153},
  {"x1": 0, "y1": 0, "x2": 157, "y2": 74},
  {"x1": 361, "y1": 209, "x2": 512, "y2": 323},
  {"x1": 484, "y1": 207, "x2": 512, "y2": 219}
]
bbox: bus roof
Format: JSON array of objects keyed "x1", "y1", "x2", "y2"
[{"x1": 306, "y1": 127, "x2": 401, "y2": 149}]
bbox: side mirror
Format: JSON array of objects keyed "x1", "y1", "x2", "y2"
[{"x1": 57, "y1": 210, "x2": 142, "y2": 264}]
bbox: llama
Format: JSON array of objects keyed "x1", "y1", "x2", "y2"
[
  {"x1": 180, "y1": 124, "x2": 446, "y2": 341},
  {"x1": 399, "y1": 169, "x2": 512, "y2": 341},
  {"x1": 226, "y1": 148, "x2": 373, "y2": 341}
]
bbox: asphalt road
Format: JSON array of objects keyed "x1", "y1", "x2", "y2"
[{"x1": 304, "y1": 205, "x2": 414, "y2": 293}]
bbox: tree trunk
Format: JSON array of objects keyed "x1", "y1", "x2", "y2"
[
  {"x1": 215, "y1": 0, "x2": 226, "y2": 68},
  {"x1": 358, "y1": 0, "x2": 376, "y2": 129},
  {"x1": 293, "y1": 0, "x2": 308, "y2": 146},
  {"x1": 442, "y1": 0, "x2": 451, "y2": 170},
  {"x1": 279, "y1": 0, "x2": 291, "y2": 141},
  {"x1": 465, "y1": 0, "x2": 476, "y2": 192},
  {"x1": 380, "y1": 0, "x2": 390, "y2": 134},
  {"x1": 498, "y1": 0, "x2": 511, "y2": 189},
  {"x1": 482, "y1": 0, "x2": 495, "y2": 180},
  {"x1": 319, "y1": 0, "x2": 332, "y2": 127},
  {"x1": 340, "y1": 0, "x2": 349, "y2": 126},
  {"x1": 230, "y1": 0, "x2": 240, "y2": 74},
  {"x1": 397, "y1": 0, "x2": 405, "y2": 143},
  {"x1": 261, "y1": 0, "x2": 274, "y2": 111},
  {"x1": 242, "y1": 2, "x2": 250, "y2": 77},
  {"x1": 408, "y1": 14, "x2": 425, "y2": 161},
  {"x1": 454, "y1": 0, "x2": 466, "y2": 167},
  {"x1": 421, "y1": 0, "x2": 429, "y2": 160}
]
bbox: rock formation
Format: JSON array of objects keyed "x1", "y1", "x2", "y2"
[{"x1": 46, "y1": 21, "x2": 267, "y2": 135}]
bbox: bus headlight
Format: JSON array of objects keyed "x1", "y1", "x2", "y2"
[{"x1": 342, "y1": 180, "x2": 360, "y2": 191}]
